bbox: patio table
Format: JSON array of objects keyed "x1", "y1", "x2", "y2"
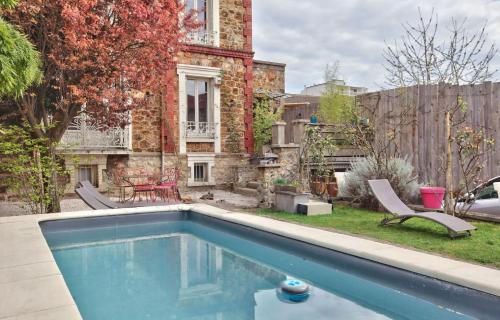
[{"x1": 123, "y1": 174, "x2": 158, "y2": 203}]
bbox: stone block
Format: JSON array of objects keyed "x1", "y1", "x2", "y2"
[
  {"x1": 297, "y1": 201, "x2": 332, "y2": 216},
  {"x1": 275, "y1": 191, "x2": 309, "y2": 213}
]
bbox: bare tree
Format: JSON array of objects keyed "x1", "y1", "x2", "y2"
[
  {"x1": 383, "y1": 8, "x2": 497, "y2": 215},
  {"x1": 384, "y1": 8, "x2": 497, "y2": 87}
]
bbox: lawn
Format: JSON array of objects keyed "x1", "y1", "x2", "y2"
[{"x1": 257, "y1": 205, "x2": 500, "y2": 268}]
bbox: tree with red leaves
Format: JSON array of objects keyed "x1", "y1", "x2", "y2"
[{"x1": 1, "y1": 0, "x2": 197, "y2": 211}]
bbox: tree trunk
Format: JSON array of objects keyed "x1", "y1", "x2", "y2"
[
  {"x1": 444, "y1": 111, "x2": 454, "y2": 215},
  {"x1": 45, "y1": 145, "x2": 61, "y2": 213},
  {"x1": 33, "y1": 148, "x2": 46, "y2": 214}
]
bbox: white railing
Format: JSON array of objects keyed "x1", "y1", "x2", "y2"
[
  {"x1": 185, "y1": 121, "x2": 217, "y2": 139},
  {"x1": 185, "y1": 30, "x2": 218, "y2": 46},
  {"x1": 60, "y1": 114, "x2": 130, "y2": 149}
]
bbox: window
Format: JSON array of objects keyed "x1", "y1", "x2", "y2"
[
  {"x1": 78, "y1": 165, "x2": 98, "y2": 187},
  {"x1": 183, "y1": 0, "x2": 219, "y2": 46},
  {"x1": 193, "y1": 163, "x2": 208, "y2": 183},
  {"x1": 178, "y1": 64, "x2": 221, "y2": 154},
  {"x1": 186, "y1": 78, "x2": 215, "y2": 139},
  {"x1": 187, "y1": 79, "x2": 210, "y2": 124},
  {"x1": 186, "y1": 0, "x2": 207, "y2": 30}
]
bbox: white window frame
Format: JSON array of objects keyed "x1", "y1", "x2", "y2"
[
  {"x1": 187, "y1": 154, "x2": 215, "y2": 186},
  {"x1": 178, "y1": 64, "x2": 221, "y2": 154},
  {"x1": 78, "y1": 165, "x2": 98, "y2": 187},
  {"x1": 183, "y1": 0, "x2": 220, "y2": 47}
]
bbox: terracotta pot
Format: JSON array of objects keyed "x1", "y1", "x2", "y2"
[
  {"x1": 311, "y1": 181, "x2": 321, "y2": 195},
  {"x1": 327, "y1": 182, "x2": 338, "y2": 198},
  {"x1": 318, "y1": 180, "x2": 327, "y2": 195}
]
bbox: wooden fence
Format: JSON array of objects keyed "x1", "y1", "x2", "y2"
[
  {"x1": 357, "y1": 82, "x2": 500, "y2": 187},
  {"x1": 282, "y1": 95, "x2": 320, "y2": 143}
]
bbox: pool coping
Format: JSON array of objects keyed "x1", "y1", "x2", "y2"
[{"x1": 0, "y1": 204, "x2": 499, "y2": 319}]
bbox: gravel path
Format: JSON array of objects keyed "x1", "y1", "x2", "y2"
[{"x1": 0, "y1": 189, "x2": 258, "y2": 217}]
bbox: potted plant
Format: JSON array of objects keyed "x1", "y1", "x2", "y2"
[
  {"x1": 326, "y1": 174, "x2": 338, "y2": 198},
  {"x1": 273, "y1": 178, "x2": 303, "y2": 193},
  {"x1": 420, "y1": 184, "x2": 446, "y2": 209},
  {"x1": 302, "y1": 126, "x2": 339, "y2": 197}
]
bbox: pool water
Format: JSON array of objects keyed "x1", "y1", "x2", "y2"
[{"x1": 43, "y1": 215, "x2": 478, "y2": 320}]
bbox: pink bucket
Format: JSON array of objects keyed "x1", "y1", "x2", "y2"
[{"x1": 420, "y1": 187, "x2": 446, "y2": 209}]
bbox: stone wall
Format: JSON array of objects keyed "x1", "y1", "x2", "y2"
[
  {"x1": 131, "y1": 97, "x2": 161, "y2": 153},
  {"x1": 253, "y1": 60, "x2": 286, "y2": 94},
  {"x1": 212, "y1": 154, "x2": 252, "y2": 187},
  {"x1": 105, "y1": 152, "x2": 256, "y2": 190},
  {"x1": 257, "y1": 146, "x2": 300, "y2": 187},
  {"x1": 220, "y1": 0, "x2": 246, "y2": 50},
  {"x1": 186, "y1": 143, "x2": 215, "y2": 153}
]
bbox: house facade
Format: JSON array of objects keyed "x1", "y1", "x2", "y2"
[
  {"x1": 300, "y1": 80, "x2": 367, "y2": 97},
  {"x1": 61, "y1": 0, "x2": 286, "y2": 192}
]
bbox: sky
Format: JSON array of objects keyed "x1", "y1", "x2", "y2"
[{"x1": 253, "y1": 0, "x2": 500, "y2": 93}]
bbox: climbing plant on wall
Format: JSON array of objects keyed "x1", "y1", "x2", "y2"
[
  {"x1": 224, "y1": 99, "x2": 242, "y2": 153},
  {"x1": 253, "y1": 94, "x2": 282, "y2": 154}
]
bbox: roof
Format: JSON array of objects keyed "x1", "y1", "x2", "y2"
[
  {"x1": 253, "y1": 60, "x2": 287, "y2": 68},
  {"x1": 284, "y1": 94, "x2": 321, "y2": 105}
]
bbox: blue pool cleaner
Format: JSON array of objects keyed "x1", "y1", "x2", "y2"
[{"x1": 277, "y1": 279, "x2": 311, "y2": 303}]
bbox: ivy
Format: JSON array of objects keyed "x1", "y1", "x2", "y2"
[
  {"x1": 225, "y1": 102, "x2": 242, "y2": 153},
  {"x1": 253, "y1": 95, "x2": 282, "y2": 154}
]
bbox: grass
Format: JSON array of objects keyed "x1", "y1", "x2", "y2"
[{"x1": 257, "y1": 205, "x2": 500, "y2": 268}]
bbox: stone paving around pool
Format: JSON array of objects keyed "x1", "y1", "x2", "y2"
[{"x1": 0, "y1": 189, "x2": 259, "y2": 217}]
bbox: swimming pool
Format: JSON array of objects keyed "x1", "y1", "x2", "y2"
[{"x1": 40, "y1": 211, "x2": 499, "y2": 320}]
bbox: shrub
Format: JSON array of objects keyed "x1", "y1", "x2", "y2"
[
  {"x1": 343, "y1": 156, "x2": 421, "y2": 209},
  {"x1": 273, "y1": 178, "x2": 289, "y2": 185},
  {"x1": 0, "y1": 124, "x2": 68, "y2": 214}
]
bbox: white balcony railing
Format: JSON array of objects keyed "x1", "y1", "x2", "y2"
[
  {"x1": 185, "y1": 121, "x2": 217, "y2": 139},
  {"x1": 60, "y1": 114, "x2": 130, "y2": 149},
  {"x1": 185, "y1": 30, "x2": 218, "y2": 46}
]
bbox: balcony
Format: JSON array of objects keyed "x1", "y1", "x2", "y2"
[
  {"x1": 185, "y1": 30, "x2": 218, "y2": 47},
  {"x1": 185, "y1": 121, "x2": 217, "y2": 140},
  {"x1": 60, "y1": 115, "x2": 130, "y2": 151}
]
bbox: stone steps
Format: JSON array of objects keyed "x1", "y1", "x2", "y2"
[
  {"x1": 247, "y1": 181, "x2": 261, "y2": 190},
  {"x1": 234, "y1": 187, "x2": 259, "y2": 197}
]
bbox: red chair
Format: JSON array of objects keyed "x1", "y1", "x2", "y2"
[
  {"x1": 127, "y1": 170, "x2": 157, "y2": 203},
  {"x1": 155, "y1": 168, "x2": 180, "y2": 203}
]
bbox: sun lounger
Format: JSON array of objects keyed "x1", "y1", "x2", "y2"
[
  {"x1": 76, "y1": 180, "x2": 181, "y2": 210},
  {"x1": 75, "y1": 187, "x2": 113, "y2": 210},
  {"x1": 368, "y1": 179, "x2": 476, "y2": 238},
  {"x1": 78, "y1": 181, "x2": 125, "y2": 209}
]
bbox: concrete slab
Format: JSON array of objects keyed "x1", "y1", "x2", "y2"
[
  {"x1": 0, "y1": 275, "x2": 75, "y2": 319},
  {"x1": 1, "y1": 305, "x2": 81, "y2": 320},
  {"x1": 275, "y1": 191, "x2": 309, "y2": 213},
  {"x1": 297, "y1": 201, "x2": 332, "y2": 215},
  {"x1": 0, "y1": 261, "x2": 60, "y2": 284}
]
